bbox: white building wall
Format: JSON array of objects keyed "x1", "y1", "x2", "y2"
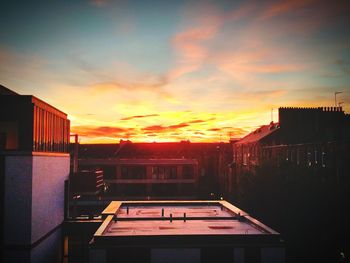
[
  {"x1": 4, "y1": 155, "x2": 33, "y2": 245},
  {"x1": 3, "y1": 154, "x2": 69, "y2": 246},
  {"x1": 31, "y1": 155, "x2": 69, "y2": 243}
]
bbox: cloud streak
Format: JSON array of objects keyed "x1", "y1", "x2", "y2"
[
  {"x1": 120, "y1": 114, "x2": 160, "y2": 121},
  {"x1": 71, "y1": 125, "x2": 134, "y2": 137},
  {"x1": 142, "y1": 122, "x2": 189, "y2": 133}
]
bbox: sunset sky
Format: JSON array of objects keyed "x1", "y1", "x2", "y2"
[{"x1": 1, "y1": 0, "x2": 350, "y2": 143}]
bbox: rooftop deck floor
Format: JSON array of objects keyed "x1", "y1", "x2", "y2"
[
  {"x1": 95, "y1": 201, "x2": 279, "y2": 240},
  {"x1": 104, "y1": 219, "x2": 264, "y2": 236},
  {"x1": 117, "y1": 205, "x2": 234, "y2": 218}
]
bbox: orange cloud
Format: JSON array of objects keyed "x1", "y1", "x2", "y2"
[
  {"x1": 168, "y1": 27, "x2": 216, "y2": 80},
  {"x1": 168, "y1": 2, "x2": 226, "y2": 81},
  {"x1": 259, "y1": 0, "x2": 350, "y2": 36},
  {"x1": 173, "y1": 26, "x2": 217, "y2": 62},
  {"x1": 90, "y1": 0, "x2": 108, "y2": 7},
  {"x1": 222, "y1": 61, "x2": 305, "y2": 74},
  {"x1": 261, "y1": 0, "x2": 315, "y2": 19}
]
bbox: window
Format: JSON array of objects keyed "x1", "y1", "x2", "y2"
[
  {"x1": 296, "y1": 148, "x2": 300, "y2": 165},
  {"x1": 0, "y1": 122, "x2": 18, "y2": 150},
  {"x1": 314, "y1": 149, "x2": 318, "y2": 165},
  {"x1": 307, "y1": 151, "x2": 312, "y2": 166},
  {"x1": 33, "y1": 104, "x2": 69, "y2": 153},
  {"x1": 183, "y1": 165, "x2": 194, "y2": 179},
  {"x1": 121, "y1": 166, "x2": 146, "y2": 179},
  {"x1": 243, "y1": 153, "x2": 247, "y2": 166},
  {"x1": 322, "y1": 151, "x2": 326, "y2": 168},
  {"x1": 152, "y1": 166, "x2": 177, "y2": 179}
]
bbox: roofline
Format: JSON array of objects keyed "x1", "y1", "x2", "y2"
[
  {"x1": 99, "y1": 200, "x2": 280, "y2": 236},
  {"x1": 78, "y1": 158, "x2": 199, "y2": 165},
  {"x1": 0, "y1": 85, "x2": 20, "y2": 95},
  {"x1": 31, "y1": 96, "x2": 68, "y2": 117},
  {"x1": 234, "y1": 124, "x2": 280, "y2": 145}
]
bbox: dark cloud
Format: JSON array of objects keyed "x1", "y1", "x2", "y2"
[
  {"x1": 168, "y1": 123, "x2": 189, "y2": 129},
  {"x1": 208, "y1": 128, "x2": 222, "y2": 132},
  {"x1": 188, "y1": 119, "x2": 206, "y2": 124},
  {"x1": 121, "y1": 114, "x2": 160, "y2": 121},
  {"x1": 142, "y1": 125, "x2": 166, "y2": 132},
  {"x1": 188, "y1": 117, "x2": 213, "y2": 124},
  {"x1": 142, "y1": 122, "x2": 189, "y2": 133},
  {"x1": 71, "y1": 125, "x2": 133, "y2": 137}
]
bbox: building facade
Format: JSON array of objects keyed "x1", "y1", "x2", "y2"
[
  {"x1": 79, "y1": 158, "x2": 199, "y2": 198},
  {"x1": 229, "y1": 106, "x2": 350, "y2": 198},
  {"x1": 73, "y1": 142, "x2": 233, "y2": 199},
  {"x1": 0, "y1": 86, "x2": 70, "y2": 262}
]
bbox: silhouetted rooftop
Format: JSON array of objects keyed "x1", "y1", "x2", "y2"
[
  {"x1": 235, "y1": 122, "x2": 280, "y2": 145},
  {"x1": 0, "y1": 85, "x2": 19, "y2": 95},
  {"x1": 76, "y1": 142, "x2": 231, "y2": 159}
]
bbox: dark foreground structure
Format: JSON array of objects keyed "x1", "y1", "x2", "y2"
[
  {"x1": 228, "y1": 107, "x2": 350, "y2": 263},
  {"x1": 89, "y1": 200, "x2": 285, "y2": 263}
]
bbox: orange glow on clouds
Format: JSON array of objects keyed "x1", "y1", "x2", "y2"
[
  {"x1": 1, "y1": 0, "x2": 349, "y2": 143},
  {"x1": 68, "y1": 108, "x2": 277, "y2": 143}
]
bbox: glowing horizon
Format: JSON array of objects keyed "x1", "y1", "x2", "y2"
[{"x1": 1, "y1": 0, "x2": 349, "y2": 143}]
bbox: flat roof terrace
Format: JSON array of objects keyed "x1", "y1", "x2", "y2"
[
  {"x1": 92, "y1": 201, "x2": 280, "y2": 244},
  {"x1": 116, "y1": 205, "x2": 234, "y2": 218},
  {"x1": 104, "y1": 219, "x2": 264, "y2": 236}
]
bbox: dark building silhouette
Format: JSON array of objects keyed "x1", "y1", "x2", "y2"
[
  {"x1": 279, "y1": 107, "x2": 349, "y2": 143},
  {"x1": 233, "y1": 122, "x2": 280, "y2": 172},
  {"x1": 0, "y1": 85, "x2": 70, "y2": 263},
  {"x1": 229, "y1": 106, "x2": 350, "y2": 263},
  {"x1": 231, "y1": 107, "x2": 350, "y2": 187},
  {"x1": 70, "y1": 170, "x2": 104, "y2": 196}
]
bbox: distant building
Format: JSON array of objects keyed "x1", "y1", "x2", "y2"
[
  {"x1": 89, "y1": 200, "x2": 285, "y2": 263},
  {"x1": 0, "y1": 85, "x2": 70, "y2": 262},
  {"x1": 278, "y1": 107, "x2": 350, "y2": 143},
  {"x1": 233, "y1": 122, "x2": 280, "y2": 171},
  {"x1": 79, "y1": 158, "x2": 199, "y2": 198},
  {"x1": 230, "y1": 107, "x2": 350, "y2": 196},
  {"x1": 73, "y1": 141, "x2": 232, "y2": 199}
]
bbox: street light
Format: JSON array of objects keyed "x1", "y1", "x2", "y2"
[{"x1": 335, "y1": 91, "x2": 342, "y2": 107}]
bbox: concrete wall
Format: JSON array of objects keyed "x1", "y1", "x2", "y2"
[
  {"x1": 4, "y1": 226, "x2": 63, "y2": 263},
  {"x1": 3, "y1": 154, "x2": 69, "y2": 246},
  {"x1": 151, "y1": 248, "x2": 200, "y2": 263},
  {"x1": 261, "y1": 247, "x2": 285, "y2": 263},
  {"x1": 31, "y1": 155, "x2": 69, "y2": 243},
  {"x1": 4, "y1": 155, "x2": 33, "y2": 245}
]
